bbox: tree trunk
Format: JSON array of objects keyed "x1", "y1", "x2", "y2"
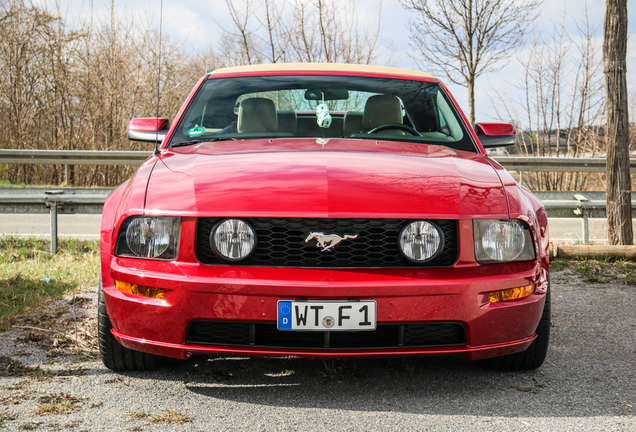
[
  {"x1": 467, "y1": 76, "x2": 476, "y2": 127},
  {"x1": 603, "y1": 0, "x2": 633, "y2": 245}
]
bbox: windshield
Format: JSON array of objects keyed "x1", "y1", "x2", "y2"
[{"x1": 167, "y1": 75, "x2": 477, "y2": 152}]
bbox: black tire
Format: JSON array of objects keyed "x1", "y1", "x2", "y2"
[
  {"x1": 98, "y1": 277, "x2": 162, "y2": 371},
  {"x1": 481, "y1": 282, "x2": 551, "y2": 371}
]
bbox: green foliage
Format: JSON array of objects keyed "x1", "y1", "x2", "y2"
[{"x1": 549, "y1": 260, "x2": 569, "y2": 271}]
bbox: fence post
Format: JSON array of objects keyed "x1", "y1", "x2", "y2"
[
  {"x1": 50, "y1": 201, "x2": 58, "y2": 254},
  {"x1": 65, "y1": 165, "x2": 70, "y2": 186},
  {"x1": 574, "y1": 194, "x2": 590, "y2": 244},
  {"x1": 45, "y1": 190, "x2": 64, "y2": 254}
]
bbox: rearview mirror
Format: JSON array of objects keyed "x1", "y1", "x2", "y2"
[
  {"x1": 127, "y1": 118, "x2": 170, "y2": 143},
  {"x1": 304, "y1": 88, "x2": 349, "y2": 101},
  {"x1": 475, "y1": 123, "x2": 516, "y2": 148}
]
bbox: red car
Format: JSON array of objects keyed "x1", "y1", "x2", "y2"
[{"x1": 98, "y1": 64, "x2": 550, "y2": 371}]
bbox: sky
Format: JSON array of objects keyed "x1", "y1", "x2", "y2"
[{"x1": 38, "y1": 0, "x2": 636, "y2": 124}]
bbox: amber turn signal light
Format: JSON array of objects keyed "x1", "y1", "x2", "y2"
[
  {"x1": 489, "y1": 284, "x2": 535, "y2": 303},
  {"x1": 115, "y1": 280, "x2": 167, "y2": 300}
]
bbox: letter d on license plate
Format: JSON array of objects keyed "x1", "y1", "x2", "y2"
[{"x1": 277, "y1": 300, "x2": 376, "y2": 331}]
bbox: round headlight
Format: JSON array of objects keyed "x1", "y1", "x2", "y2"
[
  {"x1": 481, "y1": 221, "x2": 525, "y2": 261},
  {"x1": 210, "y1": 219, "x2": 256, "y2": 261},
  {"x1": 125, "y1": 217, "x2": 174, "y2": 258},
  {"x1": 399, "y1": 221, "x2": 442, "y2": 262}
]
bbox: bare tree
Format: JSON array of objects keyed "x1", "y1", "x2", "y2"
[
  {"x1": 603, "y1": 0, "x2": 632, "y2": 245},
  {"x1": 401, "y1": 0, "x2": 542, "y2": 125},
  {"x1": 220, "y1": 0, "x2": 385, "y2": 66},
  {"x1": 488, "y1": 5, "x2": 605, "y2": 191},
  {"x1": 219, "y1": 0, "x2": 263, "y2": 65}
]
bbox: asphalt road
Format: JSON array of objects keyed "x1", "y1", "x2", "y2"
[
  {"x1": 0, "y1": 269, "x2": 634, "y2": 431},
  {"x1": 1, "y1": 214, "x2": 634, "y2": 243}
]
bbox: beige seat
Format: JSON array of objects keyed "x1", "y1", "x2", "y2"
[
  {"x1": 361, "y1": 95, "x2": 404, "y2": 135},
  {"x1": 237, "y1": 98, "x2": 278, "y2": 133}
]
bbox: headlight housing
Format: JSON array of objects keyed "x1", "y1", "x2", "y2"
[
  {"x1": 398, "y1": 220, "x2": 443, "y2": 262},
  {"x1": 473, "y1": 219, "x2": 535, "y2": 263},
  {"x1": 115, "y1": 216, "x2": 181, "y2": 260},
  {"x1": 210, "y1": 219, "x2": 256, "y2": 262}
]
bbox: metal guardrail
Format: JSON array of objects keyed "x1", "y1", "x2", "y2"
[
  {"x1": 0, "y1": 188, "x2": 112, "y2": 253},
  {"x1": 493, "y1": 156, "x2": 636, "y2": 173},
  {"x1": 0, "y1": 149, "x2": 150, "y2": 165},
  {"x1": 0, "y1": 149, "x2": 151, "y2": 185},
  {"x1": 1, "y1": 188, "x2": 634, "y2": 253}
]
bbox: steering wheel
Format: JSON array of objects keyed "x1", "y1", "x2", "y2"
[{"x1": 367, "y1": 123, "x2": 422, "y2": 136}]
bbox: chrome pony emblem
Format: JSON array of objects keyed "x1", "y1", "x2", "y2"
[{"x1": 304, "y1": 232, "x2": 358, "y2": 252}]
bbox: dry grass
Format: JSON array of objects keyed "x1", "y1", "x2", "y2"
[{"x1": 36, "y1": 394, "x2": 83, "y2": 415}]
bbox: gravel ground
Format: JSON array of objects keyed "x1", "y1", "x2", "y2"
[{"x1": 0, "y1": 268, "x2": 634, "y2": 431}]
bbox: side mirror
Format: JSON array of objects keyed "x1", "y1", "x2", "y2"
[
  {"x1": 475, "y1": 123, "x2": 516, "y2": 148},
  {"x1": 127, "y1": 118, "x2": 170, "y2": 143}
]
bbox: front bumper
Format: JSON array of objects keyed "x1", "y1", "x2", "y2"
[{"x1": 103, "y1": 254, "x2": 548, "y2": 361}]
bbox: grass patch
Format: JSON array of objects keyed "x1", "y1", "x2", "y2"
[
  {"x1": 568, "y1": 257, "x2": 636, "y2": 285},
  {"x1": 0, "y1": 237, "x2": 99, "y2": 329},
  {"x1": 36, "y1": 394, "x2": 83, "y2": 415},
  {"x1": 129, "y1": 411, "x2": 193, "y2": 424}
]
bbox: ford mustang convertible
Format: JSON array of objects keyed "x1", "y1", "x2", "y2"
[{"x1": 98, "y1": 63, "x2": 550, "y2": 371}]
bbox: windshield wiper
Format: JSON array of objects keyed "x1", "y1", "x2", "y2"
[{"x1": 170, "y1": 137, "x2": 237, "y2": 148}]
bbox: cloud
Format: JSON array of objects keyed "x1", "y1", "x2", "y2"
[{"x1": 164, "y1": 6, "x2": 207, "y2": 45}]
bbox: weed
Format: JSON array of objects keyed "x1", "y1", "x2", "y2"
[
  {"x1": 36, "y1": 394, "x2": 83, "y2": 415},
  {"x1": 130, "y1": 411, "x2": 193, "y2": 424},
  {"x1": 319, "y1": 360, "x2": 365, "y2": 382},
  {"x1": 512, "y1": 385, "x2": 537, "y2": 394},
  {"x1": 550, "y1": 260, "x2": 569, "y2": 271},
  {"x1": 587, "y1": 276, "x2": 600, "y2": 282},
  {"x1": 203, "y1": 369, "x2": 234, "y2": 382},
  {"x1": 576, "y1": 263, "x2": 591, "y2": 275}
]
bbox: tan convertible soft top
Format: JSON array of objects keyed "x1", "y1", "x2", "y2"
[{"x1": 210, "y1": 63, "x2": 436, "y2": 80}]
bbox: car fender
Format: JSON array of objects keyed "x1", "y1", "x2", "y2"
[{"x1": 100, "y1": 157, "x2": 160, "y2": 275}]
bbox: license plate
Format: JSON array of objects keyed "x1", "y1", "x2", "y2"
[{"x1": 277, "y1": 300, "x2": 377, "y2": 331}]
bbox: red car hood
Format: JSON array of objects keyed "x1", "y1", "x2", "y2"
[{"x1": 145, "y1": 138, "x2": 509, "y2": 219}]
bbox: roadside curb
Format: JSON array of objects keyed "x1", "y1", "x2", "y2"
[{"x1": 550, "y1": 244, "x2": 636, "y2": 260}]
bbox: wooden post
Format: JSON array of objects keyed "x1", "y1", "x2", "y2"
[{"x1": 604, "y1": 0, "x2": 633, "y2": 245}]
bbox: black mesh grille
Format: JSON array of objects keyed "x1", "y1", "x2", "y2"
[
  {"x1": 186, "y1": 321, "x2": 466, "y2": 349},
  {"x1": 195, "y1": 218, "x2": 458, "y2": 268}
]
